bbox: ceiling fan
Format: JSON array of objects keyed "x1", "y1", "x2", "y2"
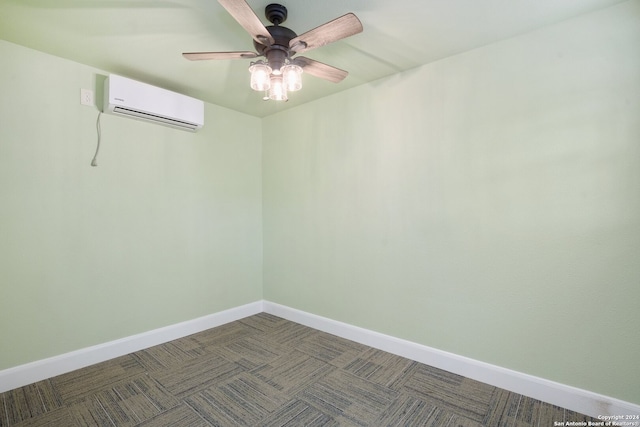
[{"x1": 183, "y1": 0, "x2": 363, "y2": 101}]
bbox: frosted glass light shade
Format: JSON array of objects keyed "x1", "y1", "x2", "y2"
[
  {"x1": 249, "y1": 62, "x2": 272, "y2": 91},
  {"x1": 282, "y1": 64, "x2": 303, "y2": 91}
]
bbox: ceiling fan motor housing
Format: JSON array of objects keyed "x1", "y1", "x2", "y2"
[{"x1": 253, "y1": 21, "x2": 298, "y2": 73}]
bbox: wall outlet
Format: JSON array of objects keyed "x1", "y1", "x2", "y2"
[{"x1": 80, "y1": 88, "x2": 94, "y2": 106}]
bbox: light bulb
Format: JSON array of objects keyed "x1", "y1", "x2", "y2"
[
  {"x1": 248, "y1": 62, "x2": 272, "y2": 92},
  {"x1": 268, "y1": 75, "x2": 288, "y2": 101},
  {"x1": 282, "y1": 64, "x2": 303, "y2": 91}
]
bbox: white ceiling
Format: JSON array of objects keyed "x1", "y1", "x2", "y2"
[{"x1": 0, "y1": 0, "x2": 628, "y2": 117}]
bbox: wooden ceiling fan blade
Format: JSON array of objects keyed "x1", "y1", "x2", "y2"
[
  {"x1": 182, "y1": 51, "x2": 258, "y2": 61},
  {"x1": 294, "y1": 57, "x2": 348, "y2": 83},
  {"x1": 290, "y1": 13, "x2": 362, "y2": 55},
  {"x1": 218, "y1": 0, "x2": 274, "y2": 46}
]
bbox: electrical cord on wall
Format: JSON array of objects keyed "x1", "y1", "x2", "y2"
[{"x1": 91, "y1": 112, "x2": 102, "y2": 167}]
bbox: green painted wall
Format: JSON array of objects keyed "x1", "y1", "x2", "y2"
[
  {"x1": 0, "y1": 40, "x2": 263, "y2": 370},
  {"x1": 2, "y1": 0, "x2": 639, "y2": 407},
  {"x1": 263, "y1": 1, "x2": 640, "y2": 404}
]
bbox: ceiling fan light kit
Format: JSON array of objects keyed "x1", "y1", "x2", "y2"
[
  {"x1": 183, "y1": 0, "x2": 363, "y2": 102},
  {"x1": 248, "y1": 61, "x2": 303, "y2": 102}
]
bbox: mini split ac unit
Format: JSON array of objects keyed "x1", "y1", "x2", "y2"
[{"x1": 103, "y1": 74, "x2": 204, "y2": 132}]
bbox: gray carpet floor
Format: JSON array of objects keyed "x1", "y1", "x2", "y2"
[{"x1": 1, "y1": 313, "x2": 598, "y2": 426}]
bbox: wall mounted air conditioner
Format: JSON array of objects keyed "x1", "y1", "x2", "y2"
[{"x1": 103, "y1": 74, "x2": 204, "y2": 132}]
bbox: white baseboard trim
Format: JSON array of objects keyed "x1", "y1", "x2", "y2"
[
  {"x1": 0, "y1": 301, "x2": 263, "y2": 393},
  {"x1": 2, "y1": 300, "x2": 638, "y2": 419},
  {"x1": 263, "y1": 301, "x2": 640, "y2": 419}
]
